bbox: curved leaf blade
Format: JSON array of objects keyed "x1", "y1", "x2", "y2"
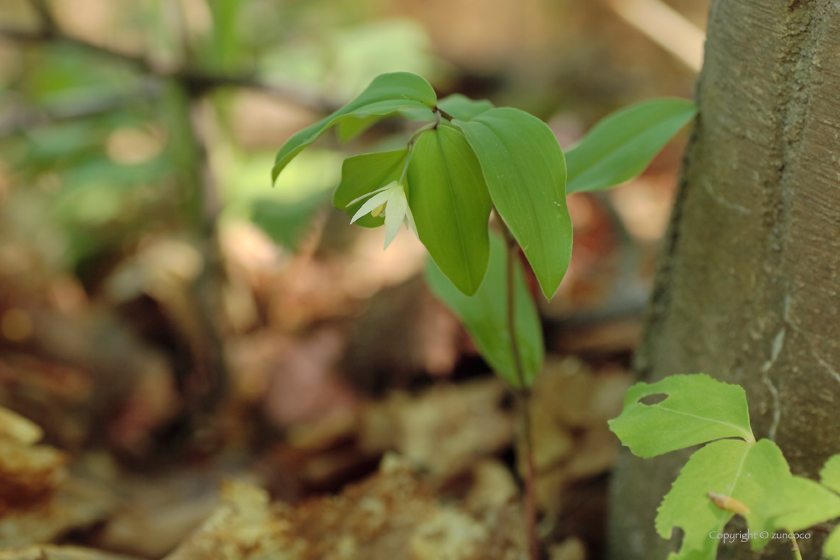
[
  {"x1": 565, "y1": 98, "x2": 697, "y2": 194},
  {"x1": 272, "y1": 72, "x2": 437, "y2": 182},
  {"x1": 408, "y1": 125, "x2": 492, "y2": 295},
  {"x1": 425, "y1": 232, "x2": 543, "y2": 388},
  {"x1": 455, "y1": 108, "x2": 571, "y2": 299},
  {"x1": 333, "y1": 149, "x2": 408, "y2": 228},
  {"x1": 609, "y1": 374, "x2": 755, "y2": 458}
]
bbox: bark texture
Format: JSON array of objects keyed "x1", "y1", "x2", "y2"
[{"x1": 609, "y1": 1, "x2": 840, "y2": 558}]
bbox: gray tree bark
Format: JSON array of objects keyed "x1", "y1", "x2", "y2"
[{"x1": 609, "y1": 1, "x2": 840, "y2": 559}]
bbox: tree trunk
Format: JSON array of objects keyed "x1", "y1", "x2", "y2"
[{"x1": 609, "y1": 1, "x2": 840, "y2": 558}]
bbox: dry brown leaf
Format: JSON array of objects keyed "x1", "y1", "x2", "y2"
[
  {"x1": 0, "y1": 545, "x2": 141, "y2": 560},
  {"x1": 0, "y1": 407, "x2": 43, "y2": 446},
  {"x1": 524, "y1": 358, "x2": 630, "y2": 516},
  {"x1": 549, "y1": 537, "x2": 587, "y2": 560},
  {"x1": 359, "y1": 379, "x2": 514, "y2": 480},
  {"x1": 0, "y1": 407, "x2": 110, "y2": 547},
  {"x1": 166, "y1": 456, "x2": 526, "y2": 560}
]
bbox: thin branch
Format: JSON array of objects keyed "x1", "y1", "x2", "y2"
[
  {"x1": 29, "y1": 0, "x2": 57, "y2": 32},
  {"x1": 0, "y1": 81, "x2": 163, "y2": 137},
  {"x1": 0, "y1": 26, "x2": 334, "y2": 112}
]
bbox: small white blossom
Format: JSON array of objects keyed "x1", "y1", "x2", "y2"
[{"x1": 349, "y1": 181, "x2": 418, "y2": 249}]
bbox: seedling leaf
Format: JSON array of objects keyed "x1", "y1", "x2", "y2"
[{"x1": 609, "y1": 374, "x2": 755, "y2": 458}]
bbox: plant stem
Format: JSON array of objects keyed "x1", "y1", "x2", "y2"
[
  {"x1": 398, "y1": 121, "x2": 436, "y2": 182},
  {"x1": 790, "y1": 536, "x2": 802, "y2": 560},
  {"x1": 501, "y1": 222, "x2": 540, "y2": 560}
]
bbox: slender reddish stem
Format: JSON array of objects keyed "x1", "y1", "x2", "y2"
[{"x1": 501, "y1": 223, "x2": 540, "y2": 560}]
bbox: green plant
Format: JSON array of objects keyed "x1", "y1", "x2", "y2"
[
  {"x1": 610, "y1": 373, "x2": 840, "y2": 560},
  {"x1": 272, "y1": 71, "x2": 696, "y2": 559}
]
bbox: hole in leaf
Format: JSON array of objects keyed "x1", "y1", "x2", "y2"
[
  {"x1": 668, "y1": 527, "x2": 685, "y2": 555},
  {"x1": 639, "y1": 393, "x2": 668, "y2": 406}
]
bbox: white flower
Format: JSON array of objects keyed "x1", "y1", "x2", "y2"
[{"x1": 349, "y1": 180, "x2": 418, "y2": 249}]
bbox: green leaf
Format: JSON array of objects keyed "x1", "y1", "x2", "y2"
[
  {"x1": 251, "y1": 192, "x2": 330, "y2": 250},
  {"x1": 336, "y1": 107, "x2": 436, "y2": 142},
  {"x1": 821, "y1": 454, "x2": 840, "y2": 494},
  {"x1": 755, "y1": 476, "x2": 840, "y2": 546},
  {"x1": 333, "y1": 149, "x2": 408, "y2": 228},
  {"x1": 454, "y1": 108, "x2": 571, "y2": 299},
  {"x1": 609, "y1": 374, "x2": 755, "y2": 458},
  {"x1": 425, "y1": 232, "x2": 543, "y2": 388},
  {"x1": 337, "y1": 114, "x2": 383, "y2": 143},
  {"x1": 826, "y1": 526, "x2": 840, "y2": 560},
  {"x1": 657, "y1": 439, "x2": 789, "y2": 559},
  {"x1": 272, "y1": 72, "x2": 436, "y2": 182},
  {"x1": 437, "y1": 94, "x2": 494, "y2": 121},
  {"x1": 565, "y1": 98, "x2": 697, "y2": 194},
  {"x1": 408, "y1": 124, "x2": 493, "y2": 295}
]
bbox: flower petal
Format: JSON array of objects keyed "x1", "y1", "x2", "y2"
[
  {"x1": 345, "y1": 183, "x2": 393, "y2": 208},
  {"x1": 404, "y1": 204, "x2": 418, "y2": 238},
  {"x1": 383, "y1": 185, "x2": 408, "y2": 249},
  {"x1": 351, "y1": 190, "x2": 392, "y2": 223}
]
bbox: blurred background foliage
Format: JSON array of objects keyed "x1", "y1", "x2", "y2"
[
  {"x1": 0, "y1": 0, "x2": 710, "y2": 554},
  {"x1": 0, "y1": 0, "x2": 711, "y2": 451},
  {"x1": 0, "y1": 0, "x2": 706, "y2": 276}
]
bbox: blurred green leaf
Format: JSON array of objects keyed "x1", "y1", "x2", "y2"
[
  {"x1": 23, "y1": 44, "x2": 141, "y2": 107},
  {"x1": 455, "y1": 108, "x2": 571, "y2": 299},
  {"x1": 425, "y1": 232, "x2": 543, "y2": 388},
  {"x1": 223, "y1": 150, "x2": 341, "y2": 222},
  {"x1": 826, "y1": 527, "x2": 840, "y2": 560},
  {"x1": 565, "y1": 98, "x2": 697, "y2": 194},
  {"x1": 822, "y1": 455, "x2": 840, "y2": 494},
  {"x1": 261, "y1": 20, "x2": 439, "y2": 101},
  {"x1": 272, "y1": 72, "x2": 436, "y2": 182},
  {"x1": 250, "y1": 191, "x2": 330, "y2": 249},
  {"x1": 333, "y1": 149, "x2": 406, "y2": 228},
  {"x1": 408, "y1": 125, "x2": 492, "y2": 295},
  {"x1": 24, "y1": 122, "x2": 102, "y2": 162},
  {"x1": 609, "y1": 374, "x2": 755, "y2": 458},
  {"x1": 438, "y1": 94, "x2": 493, "y2": 121},
  {"x1": 207, "y1": 0, "x2": 246, "y2": 72}
]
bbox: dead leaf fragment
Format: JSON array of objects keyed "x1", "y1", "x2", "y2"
[{"x1": 166, "y1": 456, "x2": 526, "y2": 560}]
